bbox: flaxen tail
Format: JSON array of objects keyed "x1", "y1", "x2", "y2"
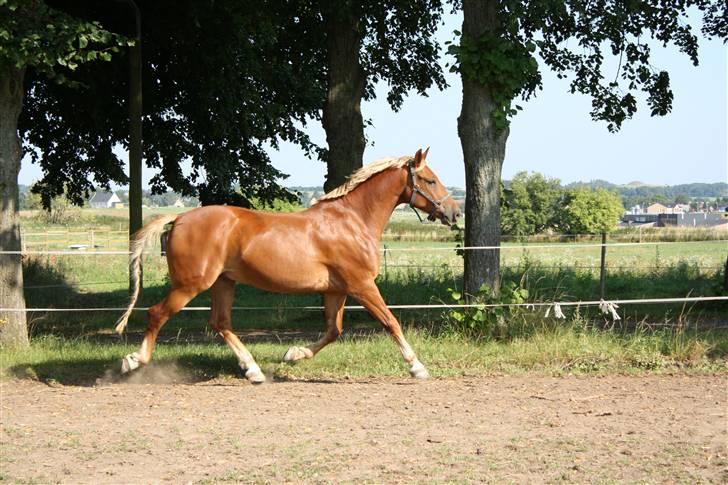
[{"x1": 114, "y1": 214, "x2": 178, "y2": 334}]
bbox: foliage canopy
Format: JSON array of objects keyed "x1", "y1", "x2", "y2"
[
  {"x1": 0, "y1": 0, "x2": 130, "y2": 79},
  {"x1": 560, "y1": 187, "x2": 625, "y2": 234},
  {"x1": 501, "y1": 172, "x2": 563, "y2": 236},
  {"x1": 448, "y1": 0, "x2": 727, "y2": 132},
  {"x1": 18, "y1": 0, "x2": 325, "y2": 208}
]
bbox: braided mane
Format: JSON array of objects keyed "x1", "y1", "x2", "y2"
[{"x1": 317, "y1": 155, "x2": 412, "y2": 202}]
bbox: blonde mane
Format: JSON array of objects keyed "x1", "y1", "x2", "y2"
[{"x1": 317, "y1": 155, "x2": 413, "y2": 202}]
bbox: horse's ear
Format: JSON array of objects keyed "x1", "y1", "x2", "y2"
[
  {"x1": 423, "y1": 146, "x2": 430, "y2": 159},
  {"x1": 414, "y1": 148, "x2": 425, "y2": 170}
]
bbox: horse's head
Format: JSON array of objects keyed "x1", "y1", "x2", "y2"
[{"x1": 404, "y1": 148, "x2": 461, "y2": 226}]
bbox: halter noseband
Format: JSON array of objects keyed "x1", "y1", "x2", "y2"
[{"x1": 407, "y1": 160, "x2": 452, "y2": 223}]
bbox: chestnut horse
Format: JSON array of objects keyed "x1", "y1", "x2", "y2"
[{"x1": 114, "y1": 148, "x2": 460, "y2": 383}]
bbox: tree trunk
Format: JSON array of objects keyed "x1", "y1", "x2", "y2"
[
  {"x1": 0, "y1": 65, "x2": 29, "y2": 348},
  {"x1": 321, "y1": 10, "x2": 366, "y2": 193},
  {"x1": 458, "y1": 0, "x2": 509, "y2": 298}
]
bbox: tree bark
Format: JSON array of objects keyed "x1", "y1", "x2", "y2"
[
  {"x1": 458, "y1": 0, "x2": 509, "y2": 297},
  {"x1": 321, "y1": 10, "x2": 366, "y2": 193},
  {"x1": 0, "y1": 65, "x2": 29, "y2": 348}
]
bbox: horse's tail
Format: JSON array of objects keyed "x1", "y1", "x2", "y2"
[{"x1": 114, "y1": 214, "x2": 178, "y2": 334}]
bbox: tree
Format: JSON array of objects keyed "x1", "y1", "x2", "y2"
[
  {"x1": 20, "y1": 0, "x2": 325, "y2": 209},
  {"x1": 450, "y1": 0, "x2": 726, "y2": 296},
  {"x1": 315, "y1": 1, "x2": 447, "y2": 191},
  {"x1": 0, "y1": 0, "x2": 128, "y2": 347},
  {"x1": 501, "y1": 171, "x2": 562, "y2": 236},
  {"x1": 559, "y1": 188, "x2": 624, "y2": 235}
]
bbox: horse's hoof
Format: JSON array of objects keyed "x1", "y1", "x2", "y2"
[
  {"x1": 121, "y1": 353, "x2": 141, "y2": 374},
  {"x1": 245, "y1": 367, "x2": 266, "y2": 384},
  {"x1": 410, "y1": 361, "x2": 430, "y2": 379},
  {"x1": 283, "y1": 346, "x2": 312, "y2": 362}
]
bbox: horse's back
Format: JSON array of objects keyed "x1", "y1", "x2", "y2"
[{"x1": 166, "y1": 205, "x2": 334, "y2": 293}]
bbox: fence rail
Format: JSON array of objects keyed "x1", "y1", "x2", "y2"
[
  {"x1": 3, "y1": 237, "x2": 726, "y2": 321},
  {"x1": 2, "y1": 296, "x2": 727, "y2": 314},
  {"x1": 3, "y1": 238, "x2": 727, "y2": 255}
]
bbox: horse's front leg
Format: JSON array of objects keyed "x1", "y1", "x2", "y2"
[
  {"x1": 284, "y1": 293, "x2": 347, "y2": 362},
  {"x1": 351, "y1": 282, "x2": 429, "y2": 379}
]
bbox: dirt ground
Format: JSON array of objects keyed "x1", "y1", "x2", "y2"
[{"x1": 1, "y1": 374, "x2": 726, "y2": 484}]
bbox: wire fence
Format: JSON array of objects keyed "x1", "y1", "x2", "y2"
[
  {"x1": 3, "y1": 237, "x2": 727, "y2": 255},
  {"x1": 2, "y1": 237, "x2": 726, "y2": 320}
]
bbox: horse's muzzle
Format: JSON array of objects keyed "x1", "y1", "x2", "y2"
[{"x1": 437, "y1": 205, "x2": 461, "y2": 226}]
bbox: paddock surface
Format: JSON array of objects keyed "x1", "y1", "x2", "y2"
[{"x1": 1, "y1": 375, "x2": 725, "y2": 483}]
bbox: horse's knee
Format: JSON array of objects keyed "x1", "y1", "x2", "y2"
[
  {"x1": 209, "y1": 318, "x2": 231, "y2": 334},
  {"x1": 147, "y1": 305, "x2": 166, "y2": 327},
  {"x1": 329, "y1": 326, "x2": 342, "y2": 339}
]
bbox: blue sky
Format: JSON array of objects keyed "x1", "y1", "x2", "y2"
[{"x1": 19, "y1": 11, "x2": 727, "y2": 189}]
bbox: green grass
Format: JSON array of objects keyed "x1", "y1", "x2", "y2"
[
  {"x1": 20, "y1": 207, "x2": 728, "y2": 248},
  {"x1": 8, "y1": 212, "x2": 727, "y2": 382},
  {"x1": 18, "y1": 236, "x2": 726, "y2": 338},
  {"x1": 2, "y1": 324, "x2": 726, "y2": 385}
]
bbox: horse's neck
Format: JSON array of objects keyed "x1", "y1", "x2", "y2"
[{"x1": 338, "y1": 169, "x2": 405, "y2": 240}]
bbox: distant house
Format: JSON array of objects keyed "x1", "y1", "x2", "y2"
[
  {"x1": 625, "y1": 212, "x2": 728, "y2": 228},
  {"x1": 672, "y1": 203, "x2": 690, "y2": 213},
  {"x1": 89, "y1": 191, "x2": 121, "y2": 209},
  {"x1": 645, "y1": 203, "x2": 669, "y2": 214},
  {"x1": 172, "y1": 198, "x2": 185, "y2": 208}
]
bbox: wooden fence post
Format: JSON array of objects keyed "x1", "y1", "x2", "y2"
[{"x1": 599, "y1": 232, "x2": 607, "y2": 300}]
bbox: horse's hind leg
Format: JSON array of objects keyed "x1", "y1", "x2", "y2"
[
  {"x1": 283, "y1": 293, "x2": 346, "y2": 362},
  {"x1": 208, "y1": 276, "x2": 265, "y2": 384},
  {"x1": 351, "y1": 282, "x2": 429, "y2": 379},
  {"x1": 121, "y1": 287, "x2": 197, "y2": 373}
]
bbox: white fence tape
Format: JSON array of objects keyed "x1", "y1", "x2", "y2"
[
  {"x1": 2, "y1": 238, "x2": 727, "y2": 255},
  {"x1": 1, "y1": 295, "x2": 726, "y2": 313}
]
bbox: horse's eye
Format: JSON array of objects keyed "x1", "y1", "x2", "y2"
[{"x1": 426, "y1": 179, "x2": 436, "y2": 186}]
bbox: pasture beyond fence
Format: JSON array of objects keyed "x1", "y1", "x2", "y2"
[{"x1": 2, "y1": 237, "x2": 727, "y2": 323}]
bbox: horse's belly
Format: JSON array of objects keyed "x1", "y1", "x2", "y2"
[{"x1": 224, "y1": 259, "x2": 333, "y2": 294}]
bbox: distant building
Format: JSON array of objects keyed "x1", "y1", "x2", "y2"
[
  {"x1": 645, "y1": 203, "x2": 669, "y2": 214},
  {"x1": 89, "y1": 191, "x2": 121, "y2": 209},
  {"x1": 675, "y1": 212, "x2": 728, "y2": 228},
  {"x1": 623, "y1": 212, "x2": 728, "y2": 228},
  {"x1": 172, "y1": 198, "x2": 185, "y2": 208}
]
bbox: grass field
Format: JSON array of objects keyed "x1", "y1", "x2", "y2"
[
  {"x1": 20, "y1": 236, "x2": 727, "y2": 335},
  {"x1": 4, "y1": 208, "x2": 727, "y2": 382}
]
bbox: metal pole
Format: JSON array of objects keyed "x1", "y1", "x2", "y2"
[
  {"x1": 599, "y1": 232, "x2": 607, "y2": 300},
  {"x1": 126, "y1": 0, "x2": 143, "y2": 293},
  {"x1": 383, "y1": 244, "x2": 388, "y2": 282}
]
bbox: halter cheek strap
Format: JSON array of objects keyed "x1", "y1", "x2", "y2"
[{"x1": 408, "y1": 160, "x2": 452, "y2": 223}]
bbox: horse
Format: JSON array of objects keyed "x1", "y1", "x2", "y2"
[{"x1": 114, "y1": 148, "x2": 461, "y2": 383}]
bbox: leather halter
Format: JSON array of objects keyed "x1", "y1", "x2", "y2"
[{"x1": 407, "y1": 160, "x2": 452, "y2": 223}]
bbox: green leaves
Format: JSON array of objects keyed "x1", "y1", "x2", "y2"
[
  {"x1": 19, "y1": 0, "x2": 327, "y2": 209},
  {"x1": 450, "y1": 0, "x2": 724, "y2": 132},
  {"x1": 0, "y1": 0, "x2": 128, "y2": 81},
  {"x1": 501, "y1": 171, "x2": 564, "y2": 236},
  {"x1": 448, "y1": 30, "x2": 542, "y2": 132},
  {"x1": 446, "y1": 282, "x2": 530, "y2": 338},
  {"x1": 560, "y1": 187, "x2": 624, "y2": 235}
]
